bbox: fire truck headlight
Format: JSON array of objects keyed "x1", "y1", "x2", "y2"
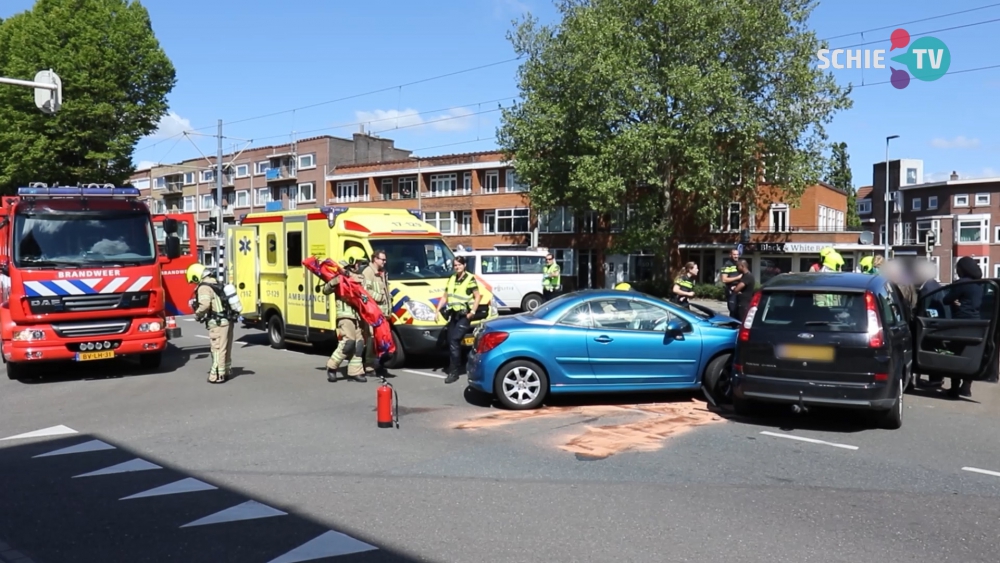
[
  {"x1": 138, "y1": 321, "x2": 162, "y2": 332},
  {"x1": 13, "y1": 330, "x2": 45, "y2": 341}
]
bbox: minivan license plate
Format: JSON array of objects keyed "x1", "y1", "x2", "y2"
[{"x1": 775, "y1": 344, "x2": 835, "y2": 362}]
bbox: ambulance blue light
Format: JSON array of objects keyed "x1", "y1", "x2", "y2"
[
  {"x1": 406, "y1": 209, "x2": 423, "y2": 220},
  {"x1": 17, "y1": 186, "x2": 141, "y2": 198}
]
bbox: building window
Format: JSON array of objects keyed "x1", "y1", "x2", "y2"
[
  {"x1": 235, "y1": 190, "x2": 250, "y2": 208},
  {"x1": 199, "y1": 194, "x2": 214, "y2": 211},
  {"x1": 995, "y1": 226, "x2": 1000, "y2": 244},
  {"x1": 975, "y1": 193, "x2": 991, "y2": 206},
  {"x1": 482, "y1": 210, "x2": 495, "y2": 234},
  {"x1": 183, "y1": 172, "x2": 195, "y2": 185},
  {"x1": 380, "y1": 178, "x2": 393, "y2": 200},
  {"x1": 201, "y1": 170, "x2": 215, "y2": 183},
  {"x1": 153, "y1": 177, "x2": 166, "y2": 189},
  {"x1": 254, "y1": 187, "x2": 271, "y2": 206},
  {"x1": 506, "y1": 170, "x2": 527, "y2": 192},
  {"x1": 423, "y1": 211, "x2": 456, "y2": 235},
  {"x1": 879, "y1": 224, "x2": 886, "y2": 246},
  {"x1": 298, "y1": 153, "x2": 315, "y2": 169},
  {"x1": 916, "y1": 220, "x2": 939, "y2": 244},
  {"x1": 495, "y1": 208, "x2": 530, "y2": 233},
  {"x1": 551, "y1": 248, "x2": 576, "y2": 276},
  {"x1": 150, "y1": 199, "x2": 166, "y2": 214},
  {"x1": 539, "y1": 207, "x2": 575, "y2": 233},
  {"x1": 429, "y1": 173, "x2": 458, "y2": 196},
  {"x1": 769, "y1": 204, "x2": 788, "y2": 232},
  {"x1": 460, "y1": 211, "x2": 471, "y2": 235},
  {"x1": 463, "y1": 172, "x2": 472, "y2": 192},
  {"x1": 906, "y1": 168, "x2": 918, "y2": 184},
  {"x1": 255, "y1": 161, "x2": 269, "y2": 175},
  {"x1": 183, "y1": 196, "x2": 196, "y2": 212},
  {"x1": 857, "y1": 200, "x2": 872, "y2": 214},
  {"x1": 298, "y1": 182, "x2": 315, "y2": 202},
  {"x1": 582, "y1": 210, "x2": 597, "y2": 233},
  {"x1": 957, "y1": 218, "x2": 988, "y2": 243},
  {"x1": 482, "y1": 170, "x2": 499, "y2": 193},
  {"x1": 725, "y1": 202, "x2": 740, "y2": 231},
  {"x1": 234, "y1": 164, "x2": 249, "y2": 178},
  {"x1": 911, "y1": 197, "x2": 921, "y2": 211},
  {"x1": 928, "y1": 195, "x2": 938, "y2": 209},
  {"x1": 335, "y1": 181, "x2": 368, "y2": 203},
  {"x1": 397, "y1": 176, "x2": 416, "y2": 199},
  {"x1": 954, "y1": 194, "x2": 969, "y2": 207}
]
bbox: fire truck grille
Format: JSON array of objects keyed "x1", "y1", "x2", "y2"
[
  {"x1": 61, "y1": 294, "x2": 124, "y2": 311},
  {"x1": 51, "y1": 320, "x2": 131, "y2": 338}
]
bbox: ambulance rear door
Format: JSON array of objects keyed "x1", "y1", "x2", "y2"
[{"x1": 228, "y1": 225, "x2": 260, "y2": 320}]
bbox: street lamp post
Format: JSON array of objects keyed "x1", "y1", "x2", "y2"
[{"x1": 884, "y1": 135, "x2": 899, "y2": 259}]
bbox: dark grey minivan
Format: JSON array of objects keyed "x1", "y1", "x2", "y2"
[{"x1": 731, "y1": 272, "x2": 1000, "y2": 429}]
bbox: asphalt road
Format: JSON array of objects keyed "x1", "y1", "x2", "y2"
[{"x1": 1, "y1": 317, "x2": 1000, "y2": 563}]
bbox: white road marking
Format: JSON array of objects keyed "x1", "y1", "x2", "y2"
[
  {"x1": 183, "y1": 318, "x2": 196, "y2": 322},
  {"x1": 962, "y1": 466, "x2": 1000, "y2": 478},
  {"x1": 759, "y1": 431, "x2": 859, "y2": 451},
  {"x1": 1, "y1": 425, "x2": 77, "y2": 441},
  {"x1": 33, "y1": 439, "x2": 115, "y2": 458},
  {"x1": 402, "y1": 369, "x2": 446, "y2": 379},
  {"x1": 267, "y1": 530, "x2": 377, "y2": 563},
  {"x1": 195, "y1": 335, "x2": 209, "y2": 339},
  {"x1": 73, "y1": 458, "x2": 162, "y2": 478},
  {"x1": 180, "y1": 500, "x2": 287, "y2": 528},
  {"x1": 121, "y1": 477, "x2": 217, "y2": 500}
]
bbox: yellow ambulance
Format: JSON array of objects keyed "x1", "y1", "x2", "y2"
[{"x1": 227, "y1": 206, "x2": 498, "y2": 368}]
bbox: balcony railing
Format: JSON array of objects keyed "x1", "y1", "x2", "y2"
[
  {"x1": 333, "y1": 194, "x2": 371, "y2": 204},
  {"x1": 266, "y1": 165, "x2": 296, "y2": 183},
  {"x1": 165, "y1": 181, "x2": 183, "y2": 193}
]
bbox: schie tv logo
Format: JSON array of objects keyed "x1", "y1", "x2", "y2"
[{"x1": 816, "y1": 28, "x2": 951, "y2": 89}]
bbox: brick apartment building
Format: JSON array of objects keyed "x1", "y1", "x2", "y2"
[
  {"x1": 128, "y1": 133, "x2": 411, "y2": 267},
  {"x1": 857, "y1": 158, "x2": 1000, "y2": 281},
  {"x1": 324, "y1": 150, "x2": 874, "y2": 289}
]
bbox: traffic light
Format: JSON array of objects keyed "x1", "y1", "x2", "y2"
[
  {"x1": 925, "y1": 230, "x2": 936, "y2": 255},
  {"x1": 206, "y1": 217, "x2": 218, "y2": 234}
]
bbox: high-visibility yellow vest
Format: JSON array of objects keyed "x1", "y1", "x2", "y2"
[
  {"x1": 543, "y1": 263, "x2": 560, "y2": 290},
  {"x1": 446, "y1": 273, "x2": 477, "y2": 312}
]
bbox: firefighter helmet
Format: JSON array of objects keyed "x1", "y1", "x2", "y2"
[
  {"x1": 186, "y1": 263, "x2": 207, "y2": 284},
  {"x1": 344, "y1": 246, "x2": 368, "y2": 266}
]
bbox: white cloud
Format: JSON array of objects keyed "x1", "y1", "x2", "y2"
[
  {"x1": 926, "y1": 167, "x2": 1000, "y2": 182},
  {"x1": 149, "y1": 111, "x2": 192, "y2": 139},
  {"x1": 494, "y1": 0, "x2": 531, "y2": 17},
  {"x1": 930, "y1": 136, "x2": 980, "y2": 149},
  {"x1": 136, "y1": 160, "x2": 158, "y2": 170},
  {"x1": 355, "y1": 107, "x2": 475, "y2": 133}
]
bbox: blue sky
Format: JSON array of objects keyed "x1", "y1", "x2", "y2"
[{"x1": 1, "y1": 0, "x2": 996, "y2": 188}]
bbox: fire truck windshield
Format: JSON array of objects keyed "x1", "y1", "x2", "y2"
[{"x1": 13, "y1": 212, "x2": 157, "y2": 268}]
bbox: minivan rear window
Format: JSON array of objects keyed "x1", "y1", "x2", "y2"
[{"x1": 755, "y1": 291, "x2": 868, "y2": 332}]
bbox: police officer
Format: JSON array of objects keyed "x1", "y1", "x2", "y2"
[
  {"x1": 362, "y1": 248, "x2": 390, "y2": 377},
  {"x1": 719, "y1": 248, "x2": 741, "y2": 317},
  {"x1": 672, "y1": 262, "x2": 698, "y2": 309},
  {"x1": 542, "y1": 253, "x2": 561, "y2": 302},
  {"x1": 435, "y1": 256, "x2": 482, "y2": 384},
  {"x1": 323, "y1": 247, "x2": 368, "y2": 383},
  {"x1": 187, "y1": 263, "x2": 234, "y2": 384}
]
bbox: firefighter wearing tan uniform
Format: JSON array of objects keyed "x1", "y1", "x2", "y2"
[
  {"x1": 362, "y1": 248, "x2": 391, "y2": 376},
  {"x1": 187, "y1": 263, "x2": 234, "y2": 384},
  {"x1": 324, "y1": 247, "x2": 368, "y2": 383}
]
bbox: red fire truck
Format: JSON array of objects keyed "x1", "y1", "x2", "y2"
[{"x1": 0, "y1": 184, "x2": 198, "y2": 380}]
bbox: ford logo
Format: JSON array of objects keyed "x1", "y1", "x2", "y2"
[{"x1": 797, "y1": 333, "x2": 814, "y2": 339}]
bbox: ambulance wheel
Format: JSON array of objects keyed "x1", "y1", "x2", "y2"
[
  {"x1": 139, "y1": 352, "x2": 162, "y2": 370},
  {"x1": 268, "y1": 315, "x2": 287, "y2": 349},
  {"x1": 382, "y1": 331, "x2": 406, "y2": 370},
  {"x1": 521, "y1": 293, "x2": 543, "y2": 312}
]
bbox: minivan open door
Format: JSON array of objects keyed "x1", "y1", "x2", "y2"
[{"x1": 911, "y1": 279, "x2": 1000, "y2": 381}]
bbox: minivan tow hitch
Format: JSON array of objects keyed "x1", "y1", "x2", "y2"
[{"x1": 790, "y1": 391, "x2": 809, "y2": 414}]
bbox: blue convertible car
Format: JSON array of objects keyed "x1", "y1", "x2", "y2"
[{"x1": 466, "y1": 289, "x2": 741, "y2": 410}]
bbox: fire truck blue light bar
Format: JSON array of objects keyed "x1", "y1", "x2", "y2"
[{"x1": 17, "y1": 186, "x2": 141, "y2": 198}]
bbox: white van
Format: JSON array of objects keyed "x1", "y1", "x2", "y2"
[{"x1": 455, "y1": 249, "x2": 548, "y2": 312}]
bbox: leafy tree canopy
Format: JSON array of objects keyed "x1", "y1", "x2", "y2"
[
  {"x1": 0, "y1": 0, "x2": 176, "y2": 192},
  {"x1": 498, "y1": 0, "x2": 852, "y2": 274},
  {"x1": 824, "y1": 141, "x2": 860, "y2": 228}
]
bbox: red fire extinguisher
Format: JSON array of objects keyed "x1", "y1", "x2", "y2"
[{"x1": 376, "y1": 377, "x2": 398, "y2": 429}]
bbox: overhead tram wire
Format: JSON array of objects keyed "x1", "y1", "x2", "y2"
[
  {"x1": 821, "y1": 2, "x2": 1000, "y2": 40},
  {"x1": 849, "y1": 62, "x2": 1000, "y2": 88},
  {"x1": 830, "y1": 17, "x2": 1000, "y2": 50}
]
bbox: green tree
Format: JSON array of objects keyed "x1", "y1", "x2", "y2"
[
  {"x1": 824, "y1": 141, "x2": 860, "y2": 228},
  {"x1": 0, "y1": 0, "x2": 175, "y2": 192},
  {"x1": 498, "y1": 0, "x2": 852, "y2": 276}
]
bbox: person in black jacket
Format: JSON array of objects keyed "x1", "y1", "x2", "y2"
[
  {"x1": 914, "y1": 260, "x2": 946, "y2": 388},
  {"x1": 946, "y1": 257, "x2": 984, "y2": 398}
]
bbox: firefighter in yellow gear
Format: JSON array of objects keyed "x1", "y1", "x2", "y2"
[
  {"x1": 324, "y1": 246, "x2": 368, "y2": 383},
  {"x1": 819, "y1": 247, "x2": 844, "y2": 272},
  {"x1": 187, "y1": 263, "x2": 234, "y2": 384},
  {"x1": 362, "y1": 248, "x2": 391, "y2": 376}
]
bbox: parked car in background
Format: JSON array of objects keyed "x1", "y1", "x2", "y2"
[
  {"x1": 466, "y1": 289, "x2": 741, "y2": 410},
  {"x1": 731, "y1": 272, "x2": 1000, "y2": 429}
]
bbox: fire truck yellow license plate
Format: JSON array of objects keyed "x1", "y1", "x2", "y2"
[
  {"x1": 76, "y1": 350, "x2": 115, "y2": 361},
  {"x1": 462, "y1": 336, "x2": 475, "y2": 347}
]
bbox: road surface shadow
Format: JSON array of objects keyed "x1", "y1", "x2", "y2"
[
  {"x1": 462, "y1": 386, "x2": 704, "y2": 410},
  {"x1": 6, "y1": 342, "x2": 201, "y2": 385},
  {"x1": 709, "y1": 402, "x2": 879, "y2": 434},
  {"x1": 0, "y1": 433, "x2": 437, "y2": 563}
]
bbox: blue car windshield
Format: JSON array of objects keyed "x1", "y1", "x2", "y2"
[
  {"x1": 13, "y1": 212, "x2": 157, "y2": 268},
  {"x1": 525, "y1": 292, "x2": 576, "y2": 318}
]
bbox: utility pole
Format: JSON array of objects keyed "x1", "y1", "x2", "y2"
[{"x1": 216, "y1": 119, "x2": 225, "y2": 283}]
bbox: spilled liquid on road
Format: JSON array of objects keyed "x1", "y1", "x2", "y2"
[{"x1": 452, "y1": 399, "x2": 725, "y2": 459}]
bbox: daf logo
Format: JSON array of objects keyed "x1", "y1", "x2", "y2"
[
  {"x1": 30, "y1": 299, "x2": 58, "y2": 306},
  {"x1": 797, "y1": 333, "x2": 815, "y2": 339}
]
